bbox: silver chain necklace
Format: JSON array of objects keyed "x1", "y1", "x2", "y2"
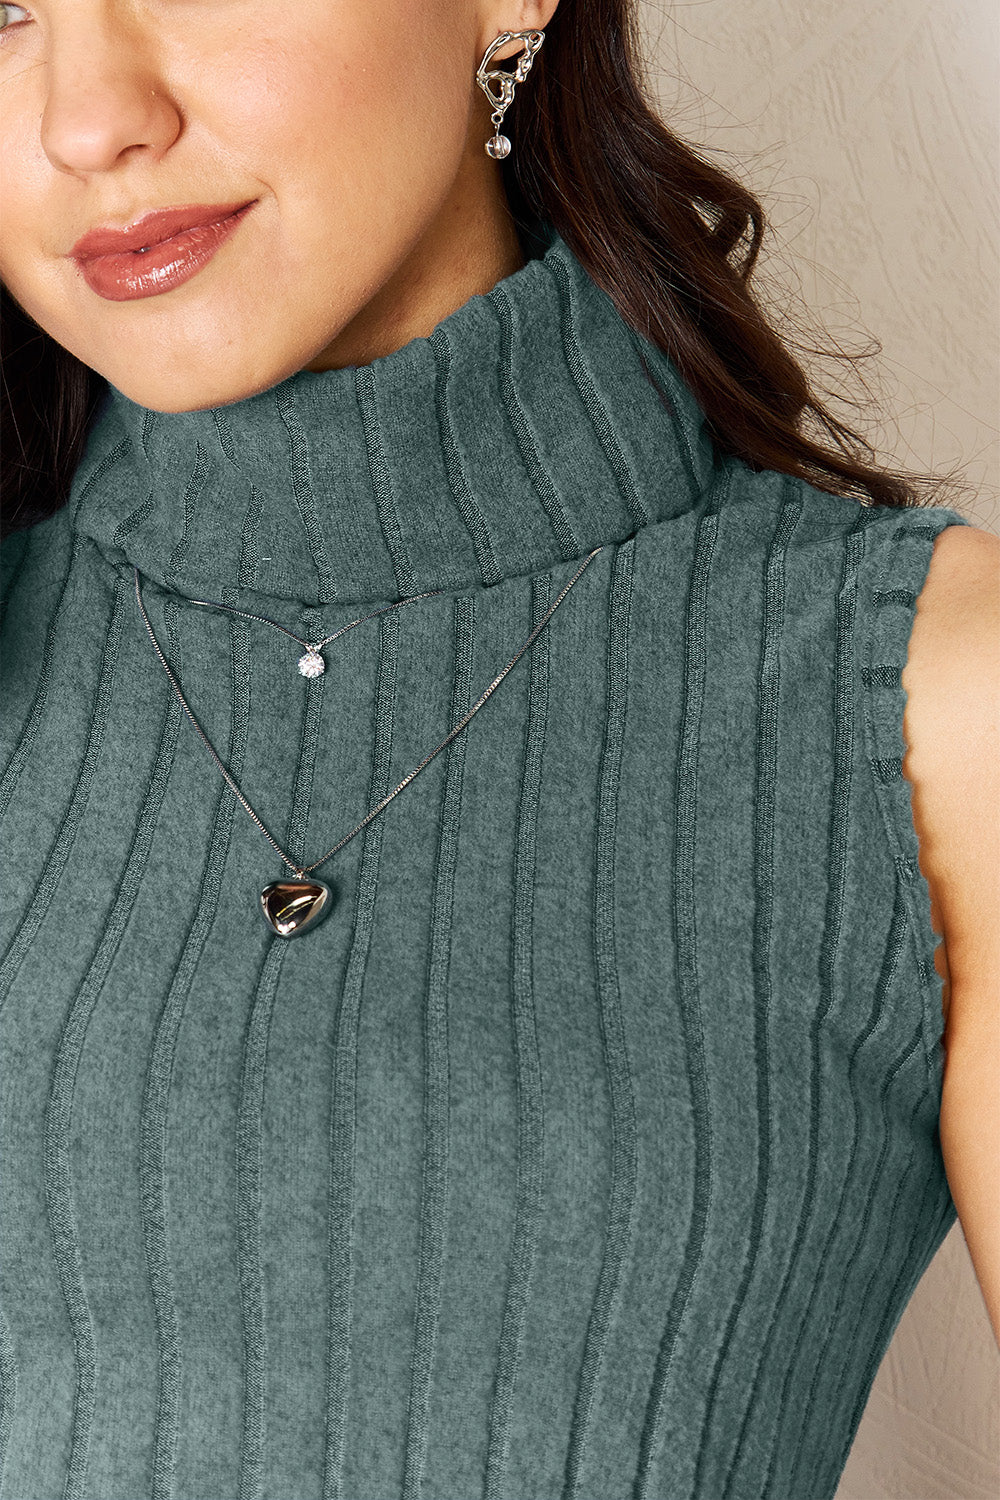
[
  {"x1": 185, "y1": 586, "x2": 448, "y2": 678},
  {"x1": 133, "y1": 549, "x2": 604, "y2": 938}
]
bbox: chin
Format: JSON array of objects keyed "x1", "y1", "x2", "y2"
[
  {"x1": 58, "y1": 283, "x2": 328, "y2": 411},
  {"x1": 96, "y1": 342, "x2": 307, "y2": 414}
]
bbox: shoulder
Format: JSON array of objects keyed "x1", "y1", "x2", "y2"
[
  {"x1": 908, "y1": 523, "x2": 999, "y2": 647},
  {"x1": 903, "y1": 523, "x2": 998, "y2": 775},
  {"x1": 900, "y1": 522, "x2": 999, "y2": 1032},
  {"x1": 906, "y1": 522, "x2": 1000, "y2": 1343}
]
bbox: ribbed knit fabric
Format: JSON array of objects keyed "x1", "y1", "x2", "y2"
[{"x1": 0, "y1": 216, "x2": 973, "y2": 1500}]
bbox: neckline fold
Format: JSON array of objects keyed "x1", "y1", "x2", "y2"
[{"x1": 69, "y1": 216, "x2": 720, "y2": 607}]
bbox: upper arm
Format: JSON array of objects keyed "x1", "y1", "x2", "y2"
[{"x1": 901, "y1": 521, "x2": 1000, "y2": 1341}]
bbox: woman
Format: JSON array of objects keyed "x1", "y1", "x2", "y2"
[{"x1": 0, "y1": 0, "x2": 996, "y2": 1494}]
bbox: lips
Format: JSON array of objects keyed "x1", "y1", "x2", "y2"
[
  {"x1": 70, "y1": 200, "x2": 255, "y2": 259},
  {"x1": 69, "y1": 199, "x2": 257, "y2": 302}
]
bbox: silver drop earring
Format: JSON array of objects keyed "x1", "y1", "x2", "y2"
[{"x1": 476, "y1": 29, "x2": 545, "y2": 159}]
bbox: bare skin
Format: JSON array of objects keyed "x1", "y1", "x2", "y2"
[
  {"x1": 0, "y1": 0, "x2": 557, "y2": 410},
  {"x1": 903, "y1": 523, "x2": 1000, "y2": 1343}
]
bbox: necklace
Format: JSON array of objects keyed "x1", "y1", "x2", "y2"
[
  {"x1": 185, "y1": 587, "x2": 446, "y2": 677},
  {"x1": 133, "y1": 549, "x2": 604, "y2": 938}
]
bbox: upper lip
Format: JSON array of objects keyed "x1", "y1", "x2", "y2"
[{"x1": 70, "y1": 200, "x2": 255, "y2": 260}]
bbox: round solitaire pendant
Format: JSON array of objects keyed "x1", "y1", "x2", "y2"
[
  {"x1": 486, "y1": 133, "x2": 511, "y2": 159},
  {"x1": 298, "y1": 648, "x2": 325, "y2": 678}
]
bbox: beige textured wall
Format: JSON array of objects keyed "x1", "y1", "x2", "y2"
[{"x1": 636, "y1": 1, "x2": 1000, "y2": 1495}]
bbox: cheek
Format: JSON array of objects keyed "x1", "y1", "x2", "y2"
[
  {"x1": 189, "y1": 14, "x2": 470, "y2": 227},
  {"x1": 0, "y1": 113, "x2": 63, "y2": 309},
  {"x1": 0, "y1": 0, "x2": 479, "y2": 399},
  {"x1": 0, "y1": 72, "x2": 42, "y2": 234}
]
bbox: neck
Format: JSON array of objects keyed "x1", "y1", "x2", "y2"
[
  {"x1": 68, "y1": 217, "x2": 720, "y2": 607},
  {"x1": 305, "y1": 199, "x2": 530, "y2": 374}
]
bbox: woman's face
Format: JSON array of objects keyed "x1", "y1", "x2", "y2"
[{"x1": 0, "y1": 0, "x2": 550, "y2": 411}]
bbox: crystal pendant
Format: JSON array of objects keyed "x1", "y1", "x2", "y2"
[
  {"x1": 298, "y1": 649, "x2": 325, "y2": 678},
  {"x1": 486, "y1": 133, "x2": 511, "y2": 159},
  {"x1": 260, "y1": 878, "x2": 332, "y2": 937}
]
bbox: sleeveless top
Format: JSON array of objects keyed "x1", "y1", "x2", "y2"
[{"x1": 0, "y1": 216, "x2": 973, "y2": 1500}]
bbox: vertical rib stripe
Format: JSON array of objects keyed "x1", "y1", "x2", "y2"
[
  {"x1": 236, "y1": 488, "x2": 264, "y2": 592},
  {"x1": 355, "y1": 366, "x2": 418, "y2": 601},
  {"x1": 235, "y1": 941, "x2": 285, "y2": 1500},
  {"x1": 430, "y1": 331, "x2": 501, "y2": 589},
  {"x1": 633, "y1": 476, "x2": 724, "y2": 1499},
  {"x1": 545, "y1": 255, "x2": 649, "y2": 531},
  {"x1": 286, "y1": 606, "x2": 326, "y2": 857},
  {"x1": 840, "y1": 1029, "x2": 926, "y2": 1385},
  {"x1": 401, "y1": 594, "x2": 474, "y2": 1500},
  {"x1": 140, "y1": 605, "x2": 253, "y2": 1500},
  {"x1": 692, "y1": 488, "x2": 803, "y2": 1497},
  {"x1": 0, "y1": 529, "x2": 31, "y2": 635},
  {"x1": 237, "y1": 648, "x2": 326, "y2": 1500},
  {"x1": 623, "y1": 335, "x2": 703, "y2": 499},
  {"x1": 212, "y1": 407, "x2": 264, "y2": 592},
  {"x1": 212, "y1": 405, "x2": 240, "y2": 467},
  {"x1": 486, "y1": 287, "x2": 582, "y2": 558},
  {"x1": 563, "y1": 538, "x2": 639, "y2": 1499},
  {"x1": 810, "y1": 1033, "x2": 929, "y2": 1496},
  {"x1": 0, "y1": 532, "x2": 83, "y2": 825},
  {"x1": 232, "y1": 490, "x2": 264, "y2": 612},
  {"x1": 849, "y1": 1164, "x2": 956, "y2": 1437},
  {"x1": 274, "y1": 384, "x2": 337, "y2": 605},
  {"x1": 483, "y1": 572, "x2": 551, "y2": 1500},
  {"x1": 165, "y1": 444, "x2": 210, "y2": 590},
  {"x1": 40, "y1": 584, "x2": 181, "y2": 1500},
  {"x1": 720, "y1": 510, "x2": 871, "y2": 1500},
  {"x1": 65, "y1": 434, "x2": 132, "y2": 527},
  {"x1": 116, "y1": 495, "x2": 157, "y2": 545},
  {"x1": 0, "y1": 1307, "x2": 16, "y2": 1496},
  {"x1": 0, "y1": 575, "x2": 127, "y2": 1003},
  {"x1": 323, "y1": 607, "x2": 401, "y2": 1500},
  {"x1": 783, "y1": 881, "x2": 910, "y2": 1497}
]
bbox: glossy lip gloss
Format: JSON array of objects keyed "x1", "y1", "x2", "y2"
[{"x1": 70, "y1": 200, "x2": 256, "y2": 302}]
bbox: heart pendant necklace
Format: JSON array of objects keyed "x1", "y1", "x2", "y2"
[
  {"x1": 260, "y1": 877, "x2": 332, "y2": 938},
  {"x1": 132, "y1": 549, "x2": 603, "y2": 938}
]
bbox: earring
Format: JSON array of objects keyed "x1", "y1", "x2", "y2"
[{"x1": 475, "y1": 29, "x2": 545, "y2": 159}]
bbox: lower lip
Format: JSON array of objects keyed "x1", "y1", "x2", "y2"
[{"x1": 73, "y1": 201, "x2": 256, "y2": 302}]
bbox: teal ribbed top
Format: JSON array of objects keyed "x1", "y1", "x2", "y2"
[{"x1": 0, "y1": 217, "x2": 972, "y2": 1500}]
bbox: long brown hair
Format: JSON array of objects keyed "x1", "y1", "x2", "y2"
[{"x1": 0, "y1": 0, "x2": 971, "y2": 540}]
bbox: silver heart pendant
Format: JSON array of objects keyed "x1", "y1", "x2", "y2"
[{"x1": 260, "y1": 878, "x2": 332, "y2": 938}]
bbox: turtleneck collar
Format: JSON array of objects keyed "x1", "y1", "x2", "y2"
[{"x1": 69, "y1": 217, "x2": 720, "y2": 607}]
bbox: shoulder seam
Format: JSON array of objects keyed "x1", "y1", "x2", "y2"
[{"x1": 855, "y1": 508, "x2": 970, "y2": 1103}]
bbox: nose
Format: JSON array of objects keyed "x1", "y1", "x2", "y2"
[{"x1": 40, "y1": 18, "x2": 181, "y2": 176}]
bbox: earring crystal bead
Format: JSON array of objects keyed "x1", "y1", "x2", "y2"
[{"x1": 476, "y1": 29, "x2": 544, "y2": 159}]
